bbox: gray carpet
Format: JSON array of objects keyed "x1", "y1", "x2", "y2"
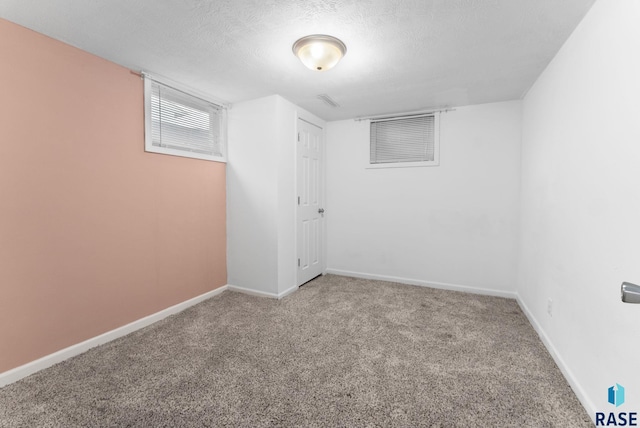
[{"x1": 0, "y1": 275, "x2": 591, "y2": 427}]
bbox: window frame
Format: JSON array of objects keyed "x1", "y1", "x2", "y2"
[
  {"x1": 143, "y1": 75, "x2": 227, "y2": 163},
  {"x1": 366, "y1": 112, "x2": 440, "y2": 169}
]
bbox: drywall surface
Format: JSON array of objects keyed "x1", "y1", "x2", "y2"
[
  {"x1": 0, "y1": 19, "x2": 227, "y2": 373},
  {"x1": 518, "y1": 0, "x2": 640, "y2": 417},
  {"x1": 274, "y1": 96, "x2": 298, "y2": 296},
  {"x1": 227, "y1": 96, "x2": 280, "y2": 295},
  {"x1": 227, "y1": 95, "x2": 324, "y2": 296},
  {"x1": 326, "y1": 101, "x2": 521, "y2": 295}
]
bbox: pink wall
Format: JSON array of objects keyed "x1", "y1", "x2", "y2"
[{"x1": 0, "y1": 19, "x2": 227, "y2": 373}]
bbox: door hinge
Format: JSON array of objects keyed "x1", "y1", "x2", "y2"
[
  {"x1": 297, "y1": 196, "x2": 300, "y2": 205},
  {"x1": 298, "y1": 258, "x2": 301, "y2": 267},
  {"x1": 297, "y1": 132, "x2": 300, "y2": 142}
]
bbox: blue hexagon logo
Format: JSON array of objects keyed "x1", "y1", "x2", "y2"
[{"x1": 608, "y1": 383, "x2": 625, "y2": 407}]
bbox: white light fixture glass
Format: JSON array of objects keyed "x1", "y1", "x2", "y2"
[{"x1": 292, "y1": 35, "x2": 347, "y2": 72}]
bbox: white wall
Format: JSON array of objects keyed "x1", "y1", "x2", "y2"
[
  {"x1": 274, "y1": 96, "x2": 298, "y2": 297},
  {"x1": 227, "y1": 95, "x2": 324, "y2": 297},
  {"x1": 518, "y1": 0, "x2": 640, "y2": 417},
  {"x1": 227, "y1": 96, "x2": 280, "y2": 295},
  {"x1": 326, "y1": 101, "x2": 522, "y2": 296}
]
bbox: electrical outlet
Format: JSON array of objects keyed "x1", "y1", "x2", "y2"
[{"x1": 547, "y1": 299, "x2": 553, "y2": 317}]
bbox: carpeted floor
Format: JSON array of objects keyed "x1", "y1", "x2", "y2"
[{"x1": 0, "y1": 275, "x2": 592, "y2": 427}]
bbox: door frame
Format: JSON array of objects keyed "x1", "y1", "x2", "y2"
[{"x1": 295, "y1": 113, "x2": 326, "y2": 287}]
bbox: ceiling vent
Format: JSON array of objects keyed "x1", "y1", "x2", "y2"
[{"x1": 317, "y1": 94, "x2": 340, "y2": 108}]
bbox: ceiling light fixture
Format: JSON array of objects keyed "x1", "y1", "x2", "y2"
[{"x1": 292, "y1": 34, "x2": 347, "y2": 72}]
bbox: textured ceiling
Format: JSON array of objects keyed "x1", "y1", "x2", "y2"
[{"x1": 0, "y1": 0, "x2": 595, "y2": 121}]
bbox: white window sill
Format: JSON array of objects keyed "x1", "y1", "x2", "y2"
[{"x1": 365, "y1": 161, "x2": 439, "y2": 169}]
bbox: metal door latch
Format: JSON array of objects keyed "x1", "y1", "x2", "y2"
[
  {"x1": 318, "y1": 208, "x2": 325, "y2": 214},
  {"x1": 621, "y1": 282, "x2": 640, "y2": 304}
]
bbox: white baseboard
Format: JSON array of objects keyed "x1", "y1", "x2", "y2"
[
  {"x1": 227, "y1": 284, "x2": 299, "y2": 300},
  {"x1": 325, "y1": 269, "x2": 517, "y2": 299},
  {"x1": 0, "y1": 285, "x2": 228, "y2": 388},
  {"x1": 516, "y1": 296, "x2": 596, "y2": 422},
  {"x1": 277, "y1": 284, "x2": 299, "y2": 299}
]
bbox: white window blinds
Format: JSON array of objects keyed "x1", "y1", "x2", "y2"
[
  {"x1": 144, "y1": 77, "x2": 225, "y2": 162},
  {"x1": 370, "y1": 115, "x2": 436, "y2": 164}
]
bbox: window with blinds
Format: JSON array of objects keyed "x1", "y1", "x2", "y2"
[
  {"x1": 144, "y1": 77, "x2": 226, "y2": 162},
  {"x1": 369, "y1": 113, "x2": 439, "y2": 167}
]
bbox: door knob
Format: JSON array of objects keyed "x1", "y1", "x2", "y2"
[
  {"x1": 318, "y1": 208, "x2": 325, "y2": 214},
  {"x1": 621, "y1": 282, "x2": 640, "y2": 304}
]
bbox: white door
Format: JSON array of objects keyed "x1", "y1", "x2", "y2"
[{"x1": 297, "y1": 118, "x2": 324, "y2": 286}]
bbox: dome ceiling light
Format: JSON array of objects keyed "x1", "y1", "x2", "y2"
[{"x1": 292, "y1": 35, "x2": 347, "y2": 72}]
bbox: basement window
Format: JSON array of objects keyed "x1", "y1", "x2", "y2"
[
  {"x1": 144, "y1": 76, "x2": 226, "y2": 162},
  {"x1": 368, "y1": 113, "x2": 439, "y2": 168}
]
